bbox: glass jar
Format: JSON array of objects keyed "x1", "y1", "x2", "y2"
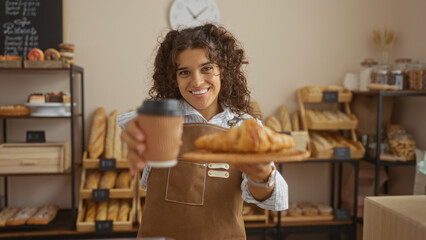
[
  {"x1": 390, "y1": 70, "x2": 404, "y2": 90},
  {"x1": 394, "y1": 58, "x2": 412, "y2": 90},
  {"x1": 359, "y1": 59, "x2": 378, "y2": 91},
  {"x1": 405, "y1": 63, "x2": 425, "y2": 90},
  {"x1": 371, "y1": 64, "x2": 392, "y2": 84},
  {"x1": 389, "y1": 133, "x2": 416, "y2": 160}
]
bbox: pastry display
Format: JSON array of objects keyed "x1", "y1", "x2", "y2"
[
  {"x1": 0, "y1": 105, "x2": 30, "y2": 116},
  {"x1": 88, "y1": 107, "x2": 107, "y2": 159},
  {"x1": 305, "y1": 109, "x2": 352, "y2": 122},
  {"x1": 27, "y1": 205, "x2": 59, "y2": 225},
  {"x1": 27, "y1": 48, "x2": 45, "y2": 61},
  {"x1": 6, "y1": 206, "x2": 39, "y2": 226},
  {"x1": 44, "y1": 48, "x2": 61, "y2": 61},
  {"x1": 194, "y1": 119, "x2": 295, "y2": 153},
  {"x1": 310, "y1": 131, "x2": 360, "y2": 151},
  {"x1": 0, "y1": 207, "x2": 20, "y2": 227}
]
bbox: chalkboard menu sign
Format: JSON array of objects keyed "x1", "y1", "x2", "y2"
[{"x1": 0, "y1": 0, "x2": 63, "y2": 56}]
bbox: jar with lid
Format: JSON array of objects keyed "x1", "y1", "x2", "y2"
[
  {"x1": 371, "y1": 64, "x2": 392, "y2": 84},
  {"x1": 390, "y1": 70, "x2": 404, "y2": 90},
  {"x1": 393, "y1": 58, "x2": 412, "y2": 89},
  {"x1": 359, "y1": 59, "x2": 378, "y2": 91},
  {"x1": 405, "y1": 63, "x2": 425, "y2": 90},
  {"x1": 389, "y1": 133, "x2": 415, "y2": 160}
]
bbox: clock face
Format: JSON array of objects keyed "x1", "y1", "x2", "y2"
[{"x1": 169, "y1": 0, "x2": 220, "y2": 30}]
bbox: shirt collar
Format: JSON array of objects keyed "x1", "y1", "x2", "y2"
[{"x1": 179, "y1": 99, "x2": 237, "y2": 123}]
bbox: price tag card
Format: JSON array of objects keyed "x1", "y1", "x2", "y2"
[
  {"x1": 323, "y1": 91, "x2": 339, "y2": 102},
  {"x1": 334, "y1": 209, "x2": 351, "y2": 221},
  {"x1": 334, "y1": 147, "x2": 351, "y2": 160},
  {"x1": 95, "y1": 220, "x2": 113, "y2": 234},
  {"x1": 26, "y1": 131, "x2": 46, "y2": 143},
  {"x1": 99, "y1": 158, "x2": 116, "y2": 171},
  {"x1": 92, "y1": 189, "x2": 110, "y2": 202}
]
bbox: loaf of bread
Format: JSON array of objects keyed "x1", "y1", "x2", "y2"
[
  {"x1": 88, "y1": 107, "x2": 107, "y2": 159},
  {"x1": 279, "y1": 105, "x2": 292, "y2": 132},
  {"x1": 302, "y1": 207, "x2": 319, "y2": 217},
  {"x1": 104, "y1": 110, "x2": 118, "y2": 158},
  {"x1": 99, "y1": 171, "x2": 118, "y2": 189},
  {"x1": 85, "y1": 170, "x2": 101, "y2": 189},
  {"x1": 113, "y1": 116, "x2": 122, "y2": 159},
  {"x1": 95, "y1": 201, "x2": 108, "y2": 221},
  {"x1": 115, "y1": 171, "x2": 131, "y2": 189},
  {"x1": 6, "y1": 206, "x2": 38, "y2": 226},
  {"x1": 265, "y1": 115, "x2": 282, "y2": 132},
  {"x1": 291, "y1": 111, "x2": 300, "y2": 131},
  {"x1": 27, "y1": 205, "x2": 59, "y2": 225},
  {"x1": 118, "y1": 199, "x2": 131, "y2": 222},
  {"x1": 84, "y1": 200, "x2": 97, "y2": 222},
  {"x1": 250, "y1": 101, "x2": 262, "y2": 121},
  {"x1": 0, "y1": 207, "x2": 20, "y2": 227},
  {"x1": 107, "y1": 199, "x2": 120, "y2": 221}
]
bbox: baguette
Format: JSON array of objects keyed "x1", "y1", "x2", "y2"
[
  {"x1": 6, "y1": 206, "x2": 38, "y2": 226},
  {"x1": 113, "y1": 115, "x2": 122, "y2": 159},
  {"x1": 118, "y1": 199, "x2": 131, "y2": 222},
  {"x1": 250, "y1": 101, "x2": 262, "y2": 121},
  {"x1": 85, "y1": 200, "x2": 97, "y2": 222},
  {"x1": 265, "y1": 115, "x2": 282, "y2": 132},
  {"x1": 88, "y1": 107, "x2": 107, "y2": 159},
  {"x1": 99, "y1": 171, "x2": 118, "y2": 189},
  {"x1": 115, "y1": 171, "x2": 131, "y2": 189},
  {"x1": 0, "y1": 207, "x2": 20, "y2": 227},
  {"x1": 85, "y1": 170, "x2": 101, "y2": 189},
  {"x1": 105, "y1": 110, "x2": 118, "y2": 158},
  {"x1": 107, "y1": 199, "x2": 120, "y2": 221},
  {"x1": 95, "y1": 202, "x2": 108, "y2": 221},
  {"x1": 279, "y1": 105, "x2": 292, "y2": 132},
  {"x1": 27, "y1": 205, "x2": 59, "y2": 225}
]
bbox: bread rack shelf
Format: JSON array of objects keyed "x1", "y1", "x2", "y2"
[
  {"x1": 297, "y1": 86, "x2": 365, "y2": 159},
  {"x1": 0, "y1": 65, "x2": 85, "y2": 231}
]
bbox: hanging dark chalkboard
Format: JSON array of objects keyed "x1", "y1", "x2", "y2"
[{"x1": 0, "y1": 0, "x2": 63, "y2": 56}]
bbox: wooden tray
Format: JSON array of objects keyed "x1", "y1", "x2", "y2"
[
  {"x1": 79, "y1": 168, "x2": 136, "y2": 199},
  {"x1": 0, "y1": 142, "x2": 70, "y2": 174},
  {"x1": 82, "y1": 152, "x2": 129, "y2": 169},
  {"x1": 310, "y1": 141, "x2": 365, "y2": 159},
  {"x1": 181, "y1": 149, "x2": 310, "y2": 164},
  {"x1": 0, "y1": 60, "x2": 22, "y2": 68},
  {"x1": 306, "y1": 113, "x2": 358, "y2": 130},
  {"x1": 76, "y1": 197, "x2": 136, "y2": 232},
  {"x1": 23, "y1": 60, "x2": 68, "y2": 69},
  {"x1": 281, "y1": 215, "x2": 334, "y2": 223},
  {"x1": 299, "y1": 88, "x2": 352, "y2": 103}
]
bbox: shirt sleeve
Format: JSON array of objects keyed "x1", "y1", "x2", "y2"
[{"x1": 241, "y1": 162, "x2": 288, "y2": 211}]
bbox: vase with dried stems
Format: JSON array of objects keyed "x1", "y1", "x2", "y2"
[{"x1": 373, "y1": 28, "x2": 397, "y2": 65}]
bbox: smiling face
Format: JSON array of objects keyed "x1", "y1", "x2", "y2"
[{"x1": 176, "y1": 48, "x2": 221, "y2": 120}]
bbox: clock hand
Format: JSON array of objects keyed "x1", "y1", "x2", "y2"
[
  {"x1": 194, "y1": 6, "x2": 209, "y2": 19},
  {"x1": 186, "y1": 7, "x2": 196, "y2": 19}
]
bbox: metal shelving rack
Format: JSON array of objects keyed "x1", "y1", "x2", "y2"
[
  {"x1": 0, "y1": 64, "x2": 85, "y2": 232},
  {"x1": 352, "y1": 90, "x2": 426, "y2": 196}
]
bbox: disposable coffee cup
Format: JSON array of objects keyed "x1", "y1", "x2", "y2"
[{"x1": 137, "y1": 99, "x2": 184, "y2": 168}]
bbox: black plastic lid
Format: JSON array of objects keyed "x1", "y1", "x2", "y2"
[{"x1": 137, "y1": 99, "x2": 184, "y2": 116}]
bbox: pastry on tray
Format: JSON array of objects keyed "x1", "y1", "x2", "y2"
[{"x1": 194, "y1": 119, "x2": 295, "y2": 153}]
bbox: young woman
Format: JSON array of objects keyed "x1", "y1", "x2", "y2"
[{"x1": 119, "y1": 24, "x2": 288, "y2": 239}]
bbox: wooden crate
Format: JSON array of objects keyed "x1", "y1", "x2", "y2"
[
  {"x1": 79, "y1": 167, "x2": 136, "y2": 199},
  {"x1": 76, "y1": 197, "x2": 136, "y2": 232},
  {"x1": 0, "y1": 60, "x2": 22, "y2": 68},
  {"x1": 23, "y1": 60, "x2": 68, "y2": 69},
  {"x1": 0, "y1": 142, "x2": 70, "y2": 174},
  {"x1": 310, "y1": 141, "x2": 365, "y2": 159},
  {"x1": 82, "y1": 151, "x2": 129, "y2": 168},
  {"x1": 306, "y1": 113, "x2": 359, "y2": 130},
  {"x1": 137, "y1": 196, "x2": 145, "y2": 225},
  {"x1": 299, "y1": 87, "x2": 353, "y2": 103}
]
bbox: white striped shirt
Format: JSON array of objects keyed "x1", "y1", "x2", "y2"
[{"x1": 117, "y1": 100, "x2": 288, "y2": 211}]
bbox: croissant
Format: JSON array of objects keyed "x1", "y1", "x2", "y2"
[{"x1": 194, "y1": 119, "x2": 294, "y2": 153}]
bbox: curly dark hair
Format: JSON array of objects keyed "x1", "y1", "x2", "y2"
[{"x1": 148, "y1": 24, "x2": 252, "y2": 116}]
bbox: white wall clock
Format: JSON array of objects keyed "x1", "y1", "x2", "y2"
[{"x1": 169, "y1": 0, "x2": 220, "y2": 30}]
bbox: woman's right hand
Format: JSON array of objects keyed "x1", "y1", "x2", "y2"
[{"x1": 121, "y1": 117, "x2": 147, "y2": 176}]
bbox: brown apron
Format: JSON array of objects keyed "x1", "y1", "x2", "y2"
[{"x1": 138, "y1": 123, "x2": 246, "y2": 240}]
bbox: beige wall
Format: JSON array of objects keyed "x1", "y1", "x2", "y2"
[{"x1": 1, "y1": 0, "x2": 423, "y2": 209}]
